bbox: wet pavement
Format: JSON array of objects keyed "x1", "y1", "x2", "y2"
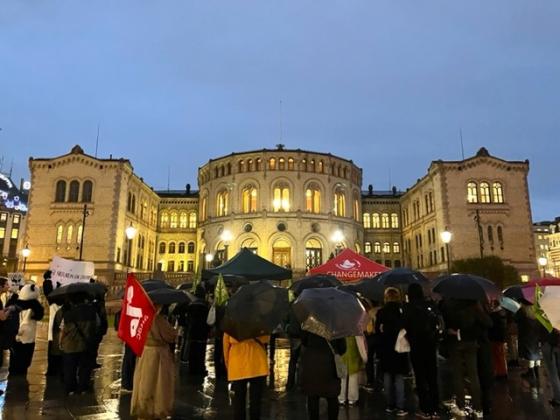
[{"x1": 0, "y1": 323, "x2": 558, "y2": 419}]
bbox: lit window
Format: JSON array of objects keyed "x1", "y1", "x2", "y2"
[
  {"x1": 333, "y1": 188, "x2": 345, "y2": 217},
  {"x1": 200, "y1": 197, "x2": 207, "y2": 221},
  {"x1": 217, "y1": 190, "x2": 230, "y2": 216},
  {"x1": 301, "y1": 159, "x2": 307, "y2": 171},
  {"x1": 372, "y1": 213, "x2": 380, "y2": 228},
  {"x1": 68, "y1": 180, "x2": 80, "y2": 202},
  {"x1": 374, "y1": 242, "x2": 381, "y2": 253},
  {"x1": 393, "y1": 242, "x2": 400, "y2": 253},
  {"x1": 279, "y1": 158, "x2": 285, "y2": 170},
  {"x1": 55, "y1": 180, "x2": 66, "y2": 202},
  {"x1": 170, "y1": 213, "x2": 178, "y2": 228},
  {"x1": 480, "y1": 182, "x2": 491, "y2": 203},
  {"x1": 11, "y1": 228, "x2": 18, "y2": 239},
  {"x1": 353, "y1": 196, "x2": 360, "y2": 221},
  {"x1": 187, "y1": 242, "x2": 195, "y2": 253},
  {"x1": 288, "y1": 158, "x2": 294, "y2": 170},
  {"x1": 13, "y1": 214, "x2": 20, "y2": 224},
  {"x1": 365, "y1": 241, "x2": 372, "y2": 253},
  {"x1": 242, "y1": 185, "x2": 258, "y2": 213},
  {"x1": 179, "y1": 212, "x2": 187, "y2": 228},
  {"x1": 0, "y1": 227, "x2": 4, "y2": 238},
  {"x1": 169, "y1": 242, "x2": 176, "y2": 254},
  {"x1": 76, "y1": 224, "x2": 83, "y2": 244},
  {"x1": 269, "y1": 158, "x2": 276, "y2": 170},
  {"x1": 189, "y1": 212, "x2": 197, "y2": 228},
  {"x1": 160, "y1": 212, "x2": 169, "y2": 228},
  {"x1": 493, "y1": 182, "x2": 504, "y2": 203},
  {"x1": 256, "y1": 158, "x2": 262, "y2": 170},
  {"x1": 318, "y1": 160, "x2": 324, "y2": 173},
  {"x1": 0, "y1": 213, "x2": 6, "y2": 222},
  {"x1": 247, "y1": 159, "x2": 254, "y2": 171},
  {"x1": 383, "y1": 242, "x2": 391, "y2": 253},
  {"x1": 66, "y1": 225, "x2": 73, "y2": 244},
  {"x1": 310, "y1": 159, "x2": 316, "y2": 172},
  {"x1": 363, "y1": 213, "x2": 371, "y2": 228},
  {"x1": 305, "y1": 184, "x2": 321, "y2": 213},
  {"x1": 391, "y1": 213, "x2": 399, "y2": 228},
  {"x1": 467, "y1": 182, "x2": 478, "y2": 203},
  {"x1": 381, "y1": 213, "x2": 390, "y2": 228},
  {"x1": 238, "y1": 160, "x2": 245, "y2": 173},
  {"x1": 56, "y1": 226, "x2": 63, "y2": 244},
  {"x1": 178, "y1": 242, "x2": 185, "y2": 253},
  {"x1": 273, "y1": 183, "x2": 290, "y2": 212}
]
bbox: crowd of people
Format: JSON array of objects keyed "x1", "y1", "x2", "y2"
[{"x1": 0, "y1": 271, "x2": 559, "y2": 420}]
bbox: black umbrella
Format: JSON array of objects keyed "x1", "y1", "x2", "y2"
[
  {"x1": 222, "y1": 282, "x2": 289, "y2": 341},
  {"x1": 206, "y1": 274, "x2": 249, "y2": 288},
  {"x1": 376, "y1": 268, "x2": 429, "y2": 286},
  {"x1": 290, "y1": 274, "x2": 341, "y2": 296},
  {"x1": 293, "y1": 288, "x2": 368, "y2": 340},
  {"x1": 338, "y1": 278, "x2": 385, "y2": 303},
  {"x1": 48, "y1": 282, "x2": 107, "y2": 305},
  {"x1": 433, "y1": 274, "x2": 500, "y2": 301},
  {"x1": 147, "y1": 288, "x2": 192, "y2": 305},
  {"x1": 503, "y1": 285, "x2": 526, "y2": 302},
  {"x1": 117, "y1": 279, "x2": 173, "y2": 298}
]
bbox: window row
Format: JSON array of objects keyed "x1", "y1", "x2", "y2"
[
  {"x1": 364, "y1": 241, "x2": 401, "y2": 254},
  {"x1": 160, "y1": 211, "x2": 197, "y2": 229},
  {"x1": 54, "y1": 180, "x2": 93, "y2": 203},
  {"x1": 158, "y1": 241, "x2": 196, "y2": 254},
  {"x1": 467, "y1": 182, "x2": 504, "y2": 204},
  {"x1": 0, "y1": 227, "x2": 19, "y2": 240},
  {"x1": 127, "y1": 193, "x2": 157, "y2": 225},
  {"x1": 160, "y1": 260, "x2": 195, "y2": 273},
  {"x1": 363, "y1": 213, "x2": 399, "y2": 229},
  {"x1": 55, "y1": 223, "x2": 83, "y2": 245}
]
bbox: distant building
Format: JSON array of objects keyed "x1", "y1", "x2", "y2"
[
  {"x1": 533, "y1": 218, "x2": 560, "y2": 277},
  {"x1": 23, "y1": 145, "x2": 538, "y2": 285}
]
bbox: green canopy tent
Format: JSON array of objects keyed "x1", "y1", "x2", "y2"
[{"x1": 202, "y1": 248, "x2": 292, "y2": 282}]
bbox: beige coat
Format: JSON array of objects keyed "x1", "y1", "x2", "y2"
[{"x1": 131, "y1": 314, "x2": 177, "y2": 419}]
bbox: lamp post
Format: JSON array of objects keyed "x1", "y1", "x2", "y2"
[
  {"x1": 21, "y1": 244, "x2": 30, "y2": 274},
  {"x1": 538, "y1": 256, "x2": 548, "y2": 278},
  {"x1": 221, "y1": 229, "x2": 233, "y2": 261},
  {"x1": 205, "y1": 253, "x2": 214, "y2": 269},
  {"x1": 331, "y1": 229, "x2": 345, "y2": 256},
  {"x1": 125, "y1": 222, "x2": 137, "y2": 269},
  {"x1": 440, "y1": 230, "x2": 452, "y2": 274},
  {"x1": 78, "y1": 204, "x2": 90, "y2": 260}
]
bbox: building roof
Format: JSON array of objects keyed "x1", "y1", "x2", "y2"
[{"x1": 30, "y1": 144, "x2": 132, "y2": 165}]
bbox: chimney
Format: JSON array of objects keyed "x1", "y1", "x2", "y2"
[
  {"x1": 186, "y1": 183, "x2": 191, "y2": 194},
  {"x1": 368, "y1": 184, "x2": 373, "y2": 195}
]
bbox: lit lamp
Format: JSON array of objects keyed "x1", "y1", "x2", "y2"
[
  {"x1": 205, "y1": 253, "x2": 214, "y2": 269},
  {"x1": 331, "y1": 229, "x2": 345, "y2": 256},
  {"x1": 221, "y1": 229, "x2": 233, "y2": 261},
  {"x1": 125, "y1": 223, "x2": 137, "y2": 267},
  {"x1": 21, "y1": 244, "x2": 31, "y2": 274},
  {"x1": 440, "y1": 230, "x2": 452, "y2": 274},
  {"x1": 538, "y1": 256, "x2": 548, "y2": 278}
]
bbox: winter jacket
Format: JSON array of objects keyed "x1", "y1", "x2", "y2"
[
  {"x1": 223, "y1": 333, "x2": 270, "y2": 381},
  {"x1": 60, "y1": 302, "x2": 99, "y2": 354},
  {"x1": 376, "y1": 302, "x2": 410, "y2": 375}
]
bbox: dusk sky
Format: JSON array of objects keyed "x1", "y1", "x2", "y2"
[{"x1": 1, "y1": 1, "x2": 559, "y2": 221}]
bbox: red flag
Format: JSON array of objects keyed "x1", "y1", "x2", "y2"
[{"x1": 118, "y1": 273, "x2": 156, "y2": 356}]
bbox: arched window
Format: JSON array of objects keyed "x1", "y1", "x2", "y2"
[
  {"x1": 288, "y1": 158, "x2": 294, "y2": 170},
  {"x1": 82, "y1": 180, "x2": 93, "y2": 202},
  {"x1": 55, "y1": 180, "x2": 66, "y2": 202},
  {"x1": 374, "y1": 242, "x2": 381, "y2": 253},
  {"x1": 66, "y1": 225, "x2": 73, "y2": 244},
  {"x1": 56, "y1": 225, "x2": 63, "y2": 244},
  {"x1": 363, "y1": 213, "x2": 371, "y2": 228},
  {"x1": 381, "y1": 213, "x2": 390, "y2": 228},
  {"x1": 372, "y1": 213, "x2": 380, "y2": 228},
  {"x1": 131, "y1": 194, "x2": 136, "y2": 213},
  {"x1": 269, "y1": 158, "x2": 276, "y2": 170},
  {"x1": 333, "y1": 187, "x2": 345, "y2": 217},
  {"x1": 189, "y1": 212, "x2": 197, "y2": 228},
  {"x1": 364, "y1": 241, "x2": 372, "y2": 254},
  {"x1": 318, "y1": 160, "x2": 324, "y2": 173},
  {"x1": 273, "y1": 183, "x2": 290, "y2": 212},
  {"x1": 168, "y1": 242, "x2": 176, "y2": 254},
  {"x1": 68, "y1": 180, "x2": 80, "y2": 202},
  {"x1": 159, "y1": 242, "x2": 166, "y2": 254},
  {"x1": 217, "y1": 189, "x2": 229, "y2": 217},
  {"x1": 178, "y1": 242, "x2": 186, "y2": 253},
  {"x1": 487, "y1": 226, "x2": 494, "y2": 244},
  {"x1": 279, "y1": 158, "x2": 285, "y2": 170},
  {"x1": 497, "y1": 226, "x2": 504, "y2": 247},
  {"x1": 242, "y1": 185, "x2": 258, "y2": 213},
  {"x1": 227, "y1": 163, "x2": 231, "y2": 175},
  {"x1": 391, "y1": 213, "x2": 399, "y2": 228},
  {"x1": 76, "y1": 224, "x2": 83, "y2": 244},
  {"x1": 256, "y1": 158, "x2": 262, "y2": 171},
  {"x1": 310, "y1": 159, "x2": 316, "y2": 172},
  {"x1": 238, "y1": 160, "x2": 245, "y2": 173},
  {"x1": 343, "y1": 167, "x2": 348, "y2": 179},
  {"x1": 301, "y1": 159, "x2": 307, "y2": 172},
  {"x1": 492, "y1": 182, "x2": 504, "y2": 203},
  {"x1": 248, "y1": 159, "x2": 254, "y2": 171},
  {"x1": 200, "y1": 196, "x2": 207, "y2": 221},
  {"x1": 179, "y1": 212, "x2": 188, "y2": 228},
  {"x1": 393, "y1": 242, "x2": 400, "y2": 253},
  {"x1": 480, "y1": 182, "x2": 491, "y2": 203},
  {"x1": 170, "y1": 212, "x2": 178, "y2": 228},
  {"x1": 383, "y1": 242, "x2": 391, "y2": 253},
  {"x1": 187, "y1": 242, "x2": 195, "y2": 254},
  {"x1": 219, "y1": 166, "x2": 225, "y2": 177},
  {"x1": 305, "y1": 238, "x2": 322, "y2": 270},
  {"x1": 305, "y1": 184, "x2": 321, "y2": 213},
  {"x1": 467, "y1": 182, "x2": 478, "y2": 203},
  {"x1": 160, "y1": 212, "x2": 169, "y2": 228},
  {"x1": 242, "y1": 238, "x2": 258, "y2": 254},
  {"x1": 353, "y1": 195, "x2": 360, "y2": 221}
]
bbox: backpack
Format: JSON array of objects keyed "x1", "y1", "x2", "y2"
[{"x1": 425, "y1": 303, "x2": 445, "y2": 342}]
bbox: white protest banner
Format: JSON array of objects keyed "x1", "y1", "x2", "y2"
[{"x1": 49, "y1": 256, "x2": 95, "y2": 287}]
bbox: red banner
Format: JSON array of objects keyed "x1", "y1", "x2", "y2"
[{"x1": 118, "y1": 274, "x2": 156, "y2": 356}]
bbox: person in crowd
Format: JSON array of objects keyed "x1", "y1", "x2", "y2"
[
  {"x1": 338, "y1": 335, "x2": 366, "y2": 406},
  {"x1": 114, "y1": 309, "x2": 136, "y2": 392},
  {"x1": 506, "y1": 311, "x2": 520, "y2": 367},
  {"x1": 131, "y1": 306, "x2": 177, "y2": 419},
  {"x1": 43, "y1": 270, "x2": 63, "y2": 376},
  {"x1": 60, "y1": 294, "x2": 99, "y2": 395},
  {"x1": 488, "y1": 301, "x2": 508, "y2": 379},
  {"x1": 286, "y1": 306, "x2": 302, "y2": 391},
  {"x1": 299, "y1": 330, "x2": 346, "y2": 420},
  {"x1": 0, "y1": 277, "x2": 13, "y2": 371},
  {"x1": 363, "y1": 299, "x2": 379, "y2": 392},
  {"x1": 441, "y1": 299, "x2": 491, "y2": 419},
  {"x1": 9, "y1": 283, "x2": 44, "y2": 375},
  {"x1": 515, "y1": 302, "x2": 542, "y2": 382},
  {"x1": 477, "y1": 302, "x2": 494, "y2": 417},
  {"x1": 404, "y1": 283, "x2": 441, "y2": 419},
  {"x1": 90, "y1": 278, "x2": 108, "y2": 369},
  {"x1": 185, "y1": 285, "x2": 210, "y2": 375},
  {"x1": 376, "y1": 287, "x2": 409, "y2": 417},
  {"x1": 223, "y1": 333, "x2": 270, "y2": 420},
  {"x1": 540, "y1": 328, "x2": 560, "y2": 407}
]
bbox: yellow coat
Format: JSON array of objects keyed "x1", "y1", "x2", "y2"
[{"x1": 223, "y1": 333, "x2": 270, "y2": 381}]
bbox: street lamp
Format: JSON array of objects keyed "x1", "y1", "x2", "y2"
[
  {"x1": 538, "y1": 256, "x2": 548, "y2": 278},
  {"x1": 331, "y1": 229, "x2": 345, "y2": 256},
  {"x1": 125, "y1": 223, "x2": 137, "y2": 268},
  {"x1": 205, "y1": 253, "x2": 214, "y2": 269},
  {"x1": 21, "y1": 244, "x2": 31, "y2": 274},
  {"x1": 221, "y1": 229, "x2": 233, "y2": 261},
  {"x1": 440, "y1": 230, "x2": 452, "y2": 274}
]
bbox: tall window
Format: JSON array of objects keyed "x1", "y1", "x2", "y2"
[
  {"x1": 333, "y1": 188, "x2": 345, "y2": 217},
  {"x1": 68, "y1": 181, "x2": 80, "y2": 202},
  {"x1": 187, "y1": 242, "x2": 195, "y2": 253},
  {"x1": 200, "y1": 196, "x2": 207, "y2": 221},
  {"x1": 256, "y1": 158, "x2": 262, "y2": 170},
  {"x1": 167, "y1": 261, "x2": 175, "y2": 272},
  {"x1": 269, "y1": 158, "x2": 276, "y2": 170},
  {"x1": 305, "y1": 184, "x2": 321, "y2": 213},
  {"x1": 487, "y1": 226, "x2": 494, "y2": 244},
  {"x1": 353, "y1": 195, "x2": 360, "y2": 221},
  {"x1": 372, "y1": 213, "x2": 380, "y2": 228},
  {"x1": 189, "y1": 212, "x2": 197, "y2": 228},
  {"x1": 178, "y1": 242, "x2": 185, "y2": 253},
  {"x1": 365, "y1": 242, "x2": 372, "y2": 253},
  {"x1": 363, "y1": 213, "x2": 371, "y2": 228},
  {"x1": 248, "y1": 159, "x2": 254, "y2": 171},
  {"x1": 273, "y1": 183, "x2": 290, "y2": 212},
  {"x1": 480, "y1": 182, "x2": 491, "y2": 203},
  {"x1": 56, "y1": 225, "x2": 63, "y2": 244},
  {"x1": 82, "y1": 180, "x2": 93, "y2": 202},
  {"x1": 310, "y1": 159, "x2": 316, "y2": 172},
  {"x1": 179, "y1": 212, "x2": 188, "y2": 228},
  {"x1": 242, "y1": 185, "x2": 258, "y2": 213},
  {"x1": 169, "y1": 242, "x2": 176, "y2": 254},
  {"x1": 318, "y1": 160, "x2": 324, "y2": 173},
  {"x1": 381, "y1": 213, "x2": 390, "y2": 228},
  {"x1": 160, "y1": 212, "x2": 169, "y2": 228},
  {"x1": 383, "y1": 242, "x2": 391, "y2": 253},
  {"x1": 217, "y1": 189, "x2": 229, "y2": 216},
  {"x1": 493, "y1": 182, "x2": 504, "y2": 203},
  {"x1": 170, "y1": 212, "x2": 178, "y2": 228},
  {"x1": 497, "y1": 226, "x2": 504, "y2": 247},
  {"x1": 66, "y1": 225, "x2": 73, "y2": 244},
  {"x1": 467, "y1": 182, "x2": 478, "y2": 203},
  {"x1": 159, "y1": 242, "x2": 166, "y2": 253},
  {"x1": 55, "y1": 180, "x2": 66, "y2": 202},
  {"x1": 391, "y1": 213, "x2": 399, "y2": 228},
  {"x1": 374, "y1": 242, "x2": 381, "y2": 253},
  {"x1": 279, "y1": 158, "x2": 285, "y2": 170},
  {"x1": 238, "y1": 160, "x2": 245, "y2": 173},
  {"x1": 393, "y1": 242, "x2": 400, "y2": 253},
  {"x1": 76, "y1": 224, "x2": 83, "y2": 245},
  {"x1": 288, "y1": 158, "x2": 294, "y2": 170}
]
